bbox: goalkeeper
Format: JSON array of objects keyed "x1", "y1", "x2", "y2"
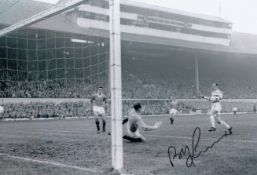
[
  {"x1": 123, "y1": 103, "x2": 162, "y2": 142},
  {"x1": 200, "y1": 83, "x2": 232, "y2": 134}
]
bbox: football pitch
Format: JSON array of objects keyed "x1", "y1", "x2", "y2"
[{"x1": 0, "y1": 114, "x2": 257, "y2": 175}]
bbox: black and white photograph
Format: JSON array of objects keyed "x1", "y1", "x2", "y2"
[{"x1": 0, "y1": 0, "x2": 257, "y2": 174}]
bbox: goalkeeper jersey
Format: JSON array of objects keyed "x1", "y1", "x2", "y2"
[{"x1": 127, "y1": 109, "x2": 146, "y2": 132}]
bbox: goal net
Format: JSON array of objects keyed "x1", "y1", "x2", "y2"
[{"x1": 0, "y1": 15, "x2": 109, "y2": 98}]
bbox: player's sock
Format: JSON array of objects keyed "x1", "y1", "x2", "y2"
[
  {"x1": 96, "y1": 120, "x2": 100, "y2": 133},
  {"x1": 220, "y1": 120, "x2": 230, "y2": 129},
  {"x1": 102, "y1": 120, "x2": 106, "y2": 132},
  {"x1": 210, "y1": 115, "x2": 216, "y2": 128}
]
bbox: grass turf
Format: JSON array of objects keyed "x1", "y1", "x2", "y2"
[{"x1": 0, "y1": 113, "x2": 256, "y2": 175}]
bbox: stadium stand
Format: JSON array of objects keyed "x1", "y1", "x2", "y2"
[{"x1": 1, "y1": 0, "x2": 257, "y2": 119}]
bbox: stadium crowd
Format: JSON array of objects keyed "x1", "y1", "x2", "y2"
[
  {"x1": 1, "y1": 68, "x2": 257, "y2": 119},
  {"x1": 0, "y1": 101, "x2": 92, "y2": 120},
  {"x1": 1, "y1": 78, "x2": 257, "y2": 99},
  {"x1": 0, "y1": 79, "x2": 94, "y2": 98},
  {"x1": 1, "y1": 99, "x2": 256, "y2": 120},
  {"x1": 0, "y1": 100, "x2": 187, "y2": 120},
  {"x1": 1, "y1": 69, "x2": 257, "y2": 99}
]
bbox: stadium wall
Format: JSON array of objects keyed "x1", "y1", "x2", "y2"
[
  {"x1": 0, "y1": 98, "x2": 257, "y2": 120},
  {"x1": 0, "y1": 98, "x2": 90, "y2": 104}
]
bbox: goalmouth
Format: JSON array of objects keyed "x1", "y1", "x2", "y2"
[{"x1": 0, "y1": 0, "x2": 124, "y2": 171}]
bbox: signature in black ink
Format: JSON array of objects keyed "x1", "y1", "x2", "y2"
[{"x1": 168, "y1": 127, "x2": 231, "y2": 167}]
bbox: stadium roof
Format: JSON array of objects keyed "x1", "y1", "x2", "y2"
[
  {"x1": 122, "y1": 0, "x2": 231, "y2": 24},
  {"x1": 0, "y1": 0, "x2": 257, "y2": 55},
  {"x1": 0, "y1": 0, "x2": 51, "y2": 24}
]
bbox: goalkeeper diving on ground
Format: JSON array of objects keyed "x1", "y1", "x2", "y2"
[{"x1": 122, "y1": 103, "x2": 162, "y2": 142}]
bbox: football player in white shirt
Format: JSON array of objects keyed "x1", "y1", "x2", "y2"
[
  {"x1": 201, "y1": 83, "x2": 232, "y2": 134},
  {"x1": 169, "y1": 98, "x2": 178, "y2": 125},
  {"x1": 123, "y1": 103, "x2": 162, "y2": 142},
  {"x1": 91, "y1": 87, "x2": 107, "y2": 134}
]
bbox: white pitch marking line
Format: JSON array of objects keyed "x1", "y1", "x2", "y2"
[
  {"x1": 145, "y1": 134, "x2": 257, "y2": 144},
  {"x1": 0, "y1": 153, "x2": 99, "y2": 173}
]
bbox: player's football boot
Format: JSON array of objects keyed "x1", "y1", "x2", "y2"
[
  {"x1": 208, "y1": 127, "x2": 216, "y2": 132},
  {"x1": 97, "y1": 130, "x2": 100, "y2": 134},
  {"x1": 228, "y1": 127, "x2": 232, "y2": 135}
]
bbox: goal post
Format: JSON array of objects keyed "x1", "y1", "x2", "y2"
[{"x1": 109, "y1": 0, "x2": 124, "y2": 171}]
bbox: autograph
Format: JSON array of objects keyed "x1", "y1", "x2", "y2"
[{"x1": 168, "y1": 127, "x2": 231, "y2": 167}]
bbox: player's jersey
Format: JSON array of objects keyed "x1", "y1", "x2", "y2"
[
  {"x1": 210, "y1": 89, "x2": 223, "y2": 103},
  {"x1": 91, "y1": 93, "x2": 106, "y2": 107},
  {"x1": 127, "y1": 109, "x2": 145, "y2": 132},
  {"x1": 170, "y1": 100, "x2": 178, "y2": 109}
]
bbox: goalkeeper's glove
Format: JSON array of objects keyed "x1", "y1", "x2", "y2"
[{"x1": 154, "y1": 121, "x2": 162, "y2": 129}]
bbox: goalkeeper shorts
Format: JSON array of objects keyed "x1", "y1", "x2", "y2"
[{"x1": 127, "y1": 124, "x2": 142, "y2": 138}]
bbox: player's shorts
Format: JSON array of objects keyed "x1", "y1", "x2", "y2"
[
  {"x1": 169, "y1": 109, "x2": 178, "y2": 115},
  {"x1": 127, "y1": 129, "x2": 143, "y2": 138},
  {"x1": 210, "y1": 103, "x2": 222, "y2": 115},
  {"x1": 93, "y1": 106, "x2": 105, "y2": 116},
  {"x1": 127, "y1": 123, "x2": 142, "y2": 139}
]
